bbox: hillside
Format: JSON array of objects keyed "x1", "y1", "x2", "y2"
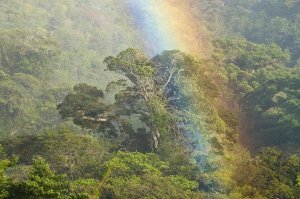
[{"x1": 0, "y1": 0, "x2": 300, "y2": 198}]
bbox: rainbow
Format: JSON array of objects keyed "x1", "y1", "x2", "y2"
[
  {"x1": 124, "y1": 0, "x2": 212, "y2": 162},
  {"x1": 125, "y1": 0, "x2": 205, "y2": 56}
]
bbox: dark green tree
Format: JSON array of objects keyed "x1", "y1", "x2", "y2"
[{"x1": 57, "y1": 83, "x2": 111, "y2": 130}]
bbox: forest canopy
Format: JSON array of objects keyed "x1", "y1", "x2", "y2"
[{"x1": 0, "y1": 0, "x2": 299, "y2": 198}]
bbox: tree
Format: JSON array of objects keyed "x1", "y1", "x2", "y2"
[
  {"x1": 10, "y1": 157, "x2": 71, "y2": 199},
  {"x1": 0, "y1": 30, "x2": 58, "y2": 76},
  {"x1": 2, "y1": 130, "x2": 108, "y2": 180},
  {"x1": 0, "y1": 145, "x2": 11, "y2": 198},
  {"x1": 104, "y1": 48, "x2": 164, "y2": 150},
  {"x1": 213, "y1": 38, "x2": 300, "y2": 147},
  {"x1": 233, "y1": 148, "x2": 300, "y2": 198},
  {"x1": 41, "y1": 130, "x2": 108, "y2": 180},
  {"x1": 213, "y1": 39, "x2": 290, "y2": 70},
  {"x1": 104, "y1": 49, "x2": 202, "y2": 151},
  {"x1": 9, "y1": 156, "x2": 95, "y2": 199},
  {"x1": 57, "y1": 82, "x2": 142, "y2": 148},
  {"x1": 99, "y1": 151, "x2": 202, "y2": 199},
  {"x1": 57, "y1": 83, "x2": 112, "y2": 131}
]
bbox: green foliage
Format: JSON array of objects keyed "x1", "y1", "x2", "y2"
[
  {"x1": 9, "y1": 157, "x2": 93, "y2": 199},
  {"x1": 0, "y1": 30, "x2": 59, "y2": 75},
  {"x1": 200, "y1": 0, "x2": 300, "y2": 64},
  {"x1": 104, "y1": 48, "x2": 154, "y2": 85},
  {"x1": 2, "y1": 130, "x2": 108, "y2": 180},
  {"x1": 103, "y1": 152, "x2": 168, "y2": 178},
  {"x1": 0, "y1": 145, "x2": 10, "y2": 198},
  {"x1": 148, "y1": 96, "x2": 169, "y2": 138},
  {"x1": 101, "y1": 174, "x2": 203, "y2": 199},
  {"x1": 0, "y1": 0, "x2": 141, "y2": 137},
  {"x1": 10, "y1": 157, "x2": 71, "y2": 199},
  {"x1": 104, "y1": 49, "x2": 176, "y2": 151},
  {"x1": 40, "y1": 130, "x2": 108, "y2": 179},
  {"x1": 213, "y1": 39, "x2": 290, "y2": 70},
  {"x1": 233, "y1": 148, "x2": 300, "y2": 198},
  {"x1": 57, "y1": 83, "x2": 108, "y2": 129},
  {"x1": 0, "y1": 29, "x2": 62, "y2": 136},
  {"x1": 0, "y1": 1, "x2": 299, "y2": 198},
  {"x1": 100, "y1": 151, "x2": 202, "y2": 199},
  {"x1": 213, "y1": 38, "x2": 300, "y2": 147},
  {"x1": 69, "y1": 179, "x2": 99, "y2": 198}
]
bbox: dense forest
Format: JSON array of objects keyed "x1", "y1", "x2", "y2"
[{"x1": 0, "y1": 0, "x2": 300, "y2": 198}]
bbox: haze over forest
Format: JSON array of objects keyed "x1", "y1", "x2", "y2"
[{"x1": 0, "y1": 0, "x2": 300, "y2": 198}]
